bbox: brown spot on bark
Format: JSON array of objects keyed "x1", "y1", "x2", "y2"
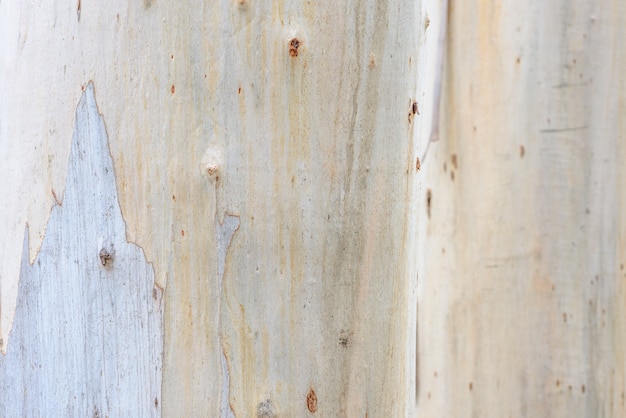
[
  {"x1": 416, "y1": 157, "x2": 421, "y2": 171},
  {"x1": 451, "y1": 154, "x2": 458, "y2": 169},
  {"x1": 289, "y1": 38, "x2": 301, "y2": 57},
  {"x1": 469, "y1": 382, "x2": 473, "y2": 391},
  {"x1": 426, "y1": 189, "x2": 432, "y2": 218},
  {"x1": 556, "y1": 380, "x2": 560, "y2": 387},
  {"x1": 154, "y1": 397, "x2": 159, "y2": 407},
  {"x1": 450, "y1": 171, "x2": 455, "y2": 181},
  {"x1": 171, "y1": 85, "x2": 175, "y2": 94},
  {"x1": 520, "y1": 145, "x2": 525, "y2": 158},
  {"x1": 172, "y1": 195, "x2": 176, "y2": 201},
  {"x1": 306, "y1": 389, "x2": 317, "y2": 412},
  {"x1": 238, "y1": 87, "x2": 242, "y2": 94},
  {"x1": 181, "y1": 230, "x2": 185, "y2": 236},
  {"x1": 516, "y1": 56, "x2": 521, "y2": 64},
  {"x1": 582, "y1": 385, "x2": 585, "y2": 394},
  {"x1": 368, "y1": 53, "x2": 376, "y2": 68},
  {"x1": 412, "y1": 101, "x2": 419, "y2": 115}
]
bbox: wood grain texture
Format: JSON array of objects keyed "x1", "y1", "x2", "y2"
[{"x1": 0, "y1": 83, "x2": 163, "y2": 417}]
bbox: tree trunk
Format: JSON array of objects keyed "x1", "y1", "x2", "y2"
[
  {"x1": 417, "y1": 1, "x2": 626, "y2": 417},
  {"x1": 0, "y1": 0, "x2": 424, "y2": 415}
]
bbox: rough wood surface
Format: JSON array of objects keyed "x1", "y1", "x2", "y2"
[{"x1": 0, "y1": 84, "x2": 163, "y2": 416}]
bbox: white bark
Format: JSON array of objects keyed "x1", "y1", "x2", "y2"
[{"x1": 417, "y1": 1, "x2": 626, "y2": 417}]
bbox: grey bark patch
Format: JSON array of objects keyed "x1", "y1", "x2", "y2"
[{"x1": 0, "y1": 82, "x2": 163, "y2": 417}]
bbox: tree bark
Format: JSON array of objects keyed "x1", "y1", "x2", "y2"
[
  {"x1": 0, "y1": 0, "x2": 424, "y2": 415},
  {"x1": 417, "y1": 1, "x2": 626, "y2": 417},
  {"x1": 3, "y1": 0, "x2": 624, "y2": 416}
]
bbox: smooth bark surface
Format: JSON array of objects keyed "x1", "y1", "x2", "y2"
[
  {"x1": 417, "y1": 1, "x2": 626, "y2": 417},
  {"x1": 0, "y1": 0, "x2": 428, "y2": 415},
  {"x1": 3, "y1": 0, "x2": 624, "y2": 416}
]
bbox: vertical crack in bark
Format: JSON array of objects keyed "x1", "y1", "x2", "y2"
[{"x1": 216, "y1": 214, "x2": 240, "y2": 418}]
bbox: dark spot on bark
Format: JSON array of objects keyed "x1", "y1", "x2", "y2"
[
  {"x1": 426, "y1": 189, "x2": 432, "y2": 218},
  {"x1": 520, "y1": 145, "x2": 525, "y2": 158},
  {"x1": 339, "y1": 330, "x2": 352, "y2": 347},
  {"x1": 289, "y1": 38, "x2": 300, "y2": 57},
  {"x1": 171, "y1": 85, "x2": 175, "y2": 94},
  {"x1": 416, "y1": 157, "x2": 421, "y2": 171},
  {"x1": 99, "y1": 247, "x2": 113, "y2": 266},
  {"x1": 307, "y1": 389, "x2": 317, "y2": 412}
]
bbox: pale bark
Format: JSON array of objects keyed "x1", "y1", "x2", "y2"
[
  {"x1": 417, "y1": 1, "x2": 626, "y2": 417},
  {"x1": 0, "y1": 0, "x2": 425, "y2": 415},
  {"x1": 3, "y1": 0, "x2": 623, "y2": 416}
]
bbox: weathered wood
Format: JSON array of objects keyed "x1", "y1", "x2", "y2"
[{"x1": 0, "y1": 84, "x2": 163, "y2": 417}]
